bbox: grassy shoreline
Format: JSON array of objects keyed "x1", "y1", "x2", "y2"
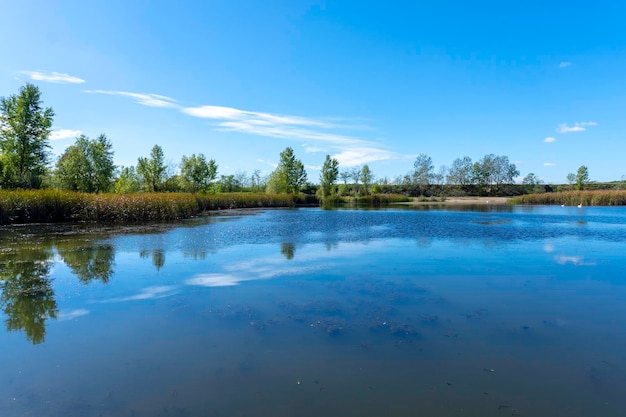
[
  {"x1": 509, "y1": 190, "x2": 626, "y2": 206},
  {"x1": 4, "y1": 189, "x2": 626, "y2": 225},
  {"x1": 0, "y1": 190, "x2": 307, "y2": 225}
]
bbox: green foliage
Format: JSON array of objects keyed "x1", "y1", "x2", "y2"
[
  {"x1": 360, "y1": 164, "x2": 374, "y2": 195},
  {"x1": 115, "y1": 166, "x2": 142, "y2": 194},
  {"x1": 412, "y1": 154, "x2": 435, "y2": 191},
  {"x1": 576, "y1": 165, "x2": 590, "y2": 190},
  {"x1": 319, "y1": 154, "x2": 339, "y2": 198},
  {"x1": 180, "y1": 153, "x2": 218, "y2": 193},
  {"x1": 0, "y1": 83, "x2": 54, "y2": 188},
  {"x1": 267, "y1": 147, "x2": 307, "y2": 194},
  {"x1": 55, "y1": 134, "x2": 115, "y2": 193},
  {"x1": 447, "y1": 156, "x2": 473, "y2": 187},
  {"x1": 137, "y1": 145, "x2": 167, "y2": 192}
]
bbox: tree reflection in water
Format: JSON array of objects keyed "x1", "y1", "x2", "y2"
[
  {"x1": 0, "y1": 233, "x2": 117, "y2": 344},
  {"x1": 140, "y1": 249, "x2": 165, "y2": 270},
  {"x1": 57, "y1": 242, "x2": 115, "y2": 284},
  {"x1": 280, "y1": 242, "x2": 296, "y2": 260},
  {"x1": 0, "y1": 246, "x2": 57, "y2": 345}
]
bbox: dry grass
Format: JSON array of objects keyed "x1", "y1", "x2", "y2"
[
  {"x1": 509, "y1": 190, "x2": 626, "y2": 206},
  {"x1": 0, "y1": 190, "x2": 302, "y2": 225}
]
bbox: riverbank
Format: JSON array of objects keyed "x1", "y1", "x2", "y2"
[{"x1": 0, "y1": 190, "x2": 307, "y2": 225}]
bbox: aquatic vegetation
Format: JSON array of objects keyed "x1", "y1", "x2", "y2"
[
  {"x1": 509, "y1": 190, "x2": 626, "y2": 206},
  {"x1": 0, "y1": 190, "x2": 304, "y2": 225}
]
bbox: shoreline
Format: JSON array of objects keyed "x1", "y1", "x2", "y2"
[{"x1": 397, "y1": 196, "x2": 510, "y2": 206}]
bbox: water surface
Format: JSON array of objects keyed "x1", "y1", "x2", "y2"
[{"x1": 1, "y1": 206, "x2": 625, "y2": 416}]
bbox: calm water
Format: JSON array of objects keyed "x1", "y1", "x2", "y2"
[{"x1": 1, "y1": 206, "x2": 626, "y2": 417}]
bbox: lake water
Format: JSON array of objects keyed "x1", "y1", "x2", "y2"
[{"x1": 1, "y1": 206, "x2": 626, "y2": 417}]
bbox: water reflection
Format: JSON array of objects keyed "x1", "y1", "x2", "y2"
[
  {"x1": 140, "y1": 248, "x2": 165, "y2": 270},
  {"x1": 280, "y1": 242, "x2": 296, "y2": 260},
  {"x1": 0, "y1": 245, "x2": 57, "y2": 344},
  {"x1": 57, "y1": 242, "x2": 115, "y2": 284}
]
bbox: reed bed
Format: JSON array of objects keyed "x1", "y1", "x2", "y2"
[
  {"x1": 0, "y1": 190, "x2": 303, "y2": 225},
  {"x1": 348, "y1": 193, "x2": 412, "y2": 206},
  {"x1": 509, "y1": 190, "x2": 626, "y2": 206}
]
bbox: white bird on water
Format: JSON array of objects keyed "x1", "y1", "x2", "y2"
[{"x1": 577, "y1": 203, "x2": 582, "y2": 208}]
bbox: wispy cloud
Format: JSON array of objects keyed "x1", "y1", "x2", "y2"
[
  {"x1": 20, "y1": 70, "x2": 85, "y2": 84},
  {"x1": 556, "y1": 121, "x2": 597, "y2": 134},
  {"x1": 544, "y1": 137, "x2": 556, "y2": 143},
  {"x1": 83, "y1": 90, "x2": 178, "y2": 108},
  {"x1": 558, "y1": 62, "x2": 572, "y2": 68},
  {"x1": 50, "y1": 129, "x2": 81, "y2": 140},
  {"x1": 304, "y1": 145, "x2": 327, "y2": 153},
  {"x1": 182, "y1": 104, "x2": 395, "y2": 167},
  {"x1": 543, "y1": 162, "x2": 556, "y2": 167},
  {"x1": 332, "y1": 147, "x2": 395, "y2": 166}
]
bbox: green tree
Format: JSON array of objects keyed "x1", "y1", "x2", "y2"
[
  {"x1": 55, "y1": 134, "x2": 115, "y2": 192},
  {"x1": 0, "y1": 83, "x2": 54, "y2": 188},
  {"x1": 575, "y1": 165, "x2": 589, "y2": 190},
  {"x1": 360, "y1": 164, "x2": 374, "y2": 195},
  {"x1": 411, "y1": 154, "x2": 434, "y2": 195},
  {"x1": 115, "y1": 166, "x2": 141, "y2": 193},
  {"x1": 319, "y1": 154, "x2": 339, "y2": 198},
  {"x1": 267, "y1": 147, "x2": 307, "y2": 193},
  {"x1": 137, "y1": 145, "x2": 167, "y2": 192},
  {"x1": 179, "y1": 153, "x2": 218, "y2": 193},
  {"x1": 447, "y1": 156, "x2": 473, "y2": 187}
]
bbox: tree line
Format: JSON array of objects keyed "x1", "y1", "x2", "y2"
[{"x1": 1, "y1": 83, "x2": 596, "y2": 197}]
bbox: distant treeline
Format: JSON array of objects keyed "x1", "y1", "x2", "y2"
[{"x1": 5, "y1": 83, "x2": 624, "y2": 201}]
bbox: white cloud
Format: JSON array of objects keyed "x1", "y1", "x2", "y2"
[
  {"x1": 543, "y1": 162, "x2": 556, "y2": 167},
  {"x1": 556, "y1": 121, "x2": 597, "y2": 133},
  {"x1": 50, "y1": 129, "x2": 81, "y2": 140},
  {"x1": 20, "y1": 70, "x2": 85, "y2": 84},
  {"x1": 544, "y1": 137, "x2": 556, "y2": 143},
  {"x1": 182, "y1": 104, "x2": 396, "y2": 166},
  {"x1": 304, "y1": 145, "x2": 326, "y2": 153},
  {"x1": 558, "y1": 62, "x2": 572, "y2": 68},
  {"x1": 332, "y1": 147, "x2": 395, "y2": 167},
  {"x1": 83, "y1": 90, "x2": 178, "y2": 108}
]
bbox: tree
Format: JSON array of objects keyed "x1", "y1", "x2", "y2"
[
  {"x1": 522, "y1": 173, "x2": 542, "y2": 185},
  {"x1": 137, "y1": 145, "x2": 167, "y2": 192},
  {"x1": 267, "y1": 147, "x2": 307, "y2": 194},
  {"x1": 179, "y1": 153, "x2": 218, "y2": 193},
  {"x1": 0, "y1": 83, "x2": 54, "y2": 188},
  {"x1": 319, "y1": 155, "x2": 339, "y2": 198},
  {"x1": 575, "y1": 165, "x2": 589, "y2": 190},
  {"x1": 447, "y1": 156, "x2": 473, "y2": 187},
  {"x1": 115, "y1": 166, "x2": 141, "y2": 193},
  {"x1": 360, "y1": 164, "x2": 374, "y2": 195},
  {"x1": 55, "y1": 134, "x2": 115, "y2": 193},
  {"x1": 339, "y1": 170, "x2": 351, "y2": 185},
  {"x1": 471, "y1": 154, "x2": 518, "y2": 194},
  {"x1": 412, "y1": 154, "x2": 434, "y2": 195}
]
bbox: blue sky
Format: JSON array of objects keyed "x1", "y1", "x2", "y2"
[{"x1": 1, "y1": 0, "x2": 625, "y2": 184}]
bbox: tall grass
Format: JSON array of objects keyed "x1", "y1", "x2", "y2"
[
  {"x1": 346, "y1": 193, "x2": 411, "y2": 206},
  {"x1": 509, "y1": 190, "x2": 626, "y2": 206},
  {"x1": 0, "y1": 190, "x2": 304, "y2": 225}
]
